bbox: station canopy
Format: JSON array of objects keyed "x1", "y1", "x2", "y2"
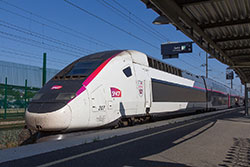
[{"x1": 141, "y1": 0, "x2": 250, "y2": 84}]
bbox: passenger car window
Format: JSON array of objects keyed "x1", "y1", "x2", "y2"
[{"x1": 123, "y1": 66, "x2": 132, "y2": 77}]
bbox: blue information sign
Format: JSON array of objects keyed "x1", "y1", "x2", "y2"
[{"x1": 161, "y1": 42, "x2": 193, "y2": 59}]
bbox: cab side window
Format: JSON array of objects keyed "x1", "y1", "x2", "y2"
[{"x1": 123, "y1": 66, "x2": 132, "y2": 77}]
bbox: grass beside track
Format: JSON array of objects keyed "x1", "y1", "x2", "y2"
[
  {"x1": 0, "y1": 127, "x2": 24, "y2": 150},
  {"x1": 0, "y1": 117, "x2": 26, "y2": 149}
]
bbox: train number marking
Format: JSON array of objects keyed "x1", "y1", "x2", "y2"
[
  {"x1": 98, "y1": 105, "x2": 105, "y2": 111},
  {"x1": 110, "y1": 87, "x2": 121, "y2": 97}
]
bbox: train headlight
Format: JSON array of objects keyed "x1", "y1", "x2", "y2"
[{"x1": 56, "y1": 93, "x2": 76, "y2": 101}]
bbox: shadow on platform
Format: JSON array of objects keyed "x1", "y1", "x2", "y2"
[
  {"x1": 122, "y1": 119, "x2": 217, "y2": 167},
  {"x1": 123, "y1": 111, "x2": 244, "y2": 167},
  {"x1": 219, "y1": 111, "x2": 250, "y2": 124},
  {"x1": 219, "y1": 138, "x2": 250, "y2": 167}
]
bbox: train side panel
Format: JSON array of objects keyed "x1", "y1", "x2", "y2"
[
  {"x1": 148, "y1": 68, "x2": 195, "y2": 114},
  {"x1": 129, "y1": 50, "x2": 152, "y2": 115},
  {"x1": 67, "y1": 91, "x2": 90, "y2": 130},
  {"x1": 205, "y1": 78, "x2": 230, "y2": 110},
  {"x1": 230, "y1": 89, "x2": 240, "y2": 107},
  {"x1": 130, "y1": 51, "x2": 208, "y2": 115},
  {"x1": 182, "y1": 74, "x2": 207, "y2": 111},
  {"x1": 85, "y1": 52, "x2": 138, "y2": 127}
]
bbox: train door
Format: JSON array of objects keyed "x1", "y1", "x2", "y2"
[
  {"x1": 144, "y1": 78, "x2": 151, "y2": 109},
  {"x1": 133, "y1": 64, "x2": 151, "y2": 114},
  {"x1": 89, "y1": 85, "x2": 107, "y2": 126}
]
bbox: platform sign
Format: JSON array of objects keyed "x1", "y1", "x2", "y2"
[
  {"x1": 162, "y1": 54, "x2": 178, "y2": 59},
  {"x1": 161, "y1": 42, "x2": 192, "y2": 59}
]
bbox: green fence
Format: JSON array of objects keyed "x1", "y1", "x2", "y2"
[{"x1": 0, "y1": 78, "x2": 40, "y2": 119}]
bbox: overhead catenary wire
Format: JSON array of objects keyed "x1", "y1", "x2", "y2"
[
  {"x1": 0, "y1": 0, "x2": 239, "y2": 91},
  {"x1": 0, "y1": 5, "x2": 99, "y2": 65},
  {"x1": 0, "y1": 39, "x2": 77, "y2": 67},
  {"x1": 0, "y1": 20, "x2": 94, "y2": 53},
  {"x1": 189, "y1": 54, "x2": 205, "y2": 65},
  {"x1": 0, "y1": 53, "x2": 64, "y2": 68},
  {"x1": 0, "y1": 46, "x2": 41, "y2": 57},
  {"x1": 0, "y1": 59, "x2": 44, "y2": 71},
  {"x1": 0, "y1": 0, "x2": 116, "y2": 49},
  {"x1": 100, "y1": 0, "x2": 212, "y2": 76},
  {"x1": 0, "y1": 46, "x2": 70, "y2": 65},
  {"x1": 179, "y1": 59, "x2": 204, "y2": 73},
  {"x1": 0, "y1": 49, "x2": 68, "y2": 66},
  {"x1": 96, "y1": 0, "x2": 166, "y2": 42},
  {"x1": 191, "y1": 52, "x2": 227, "y2": 81},
  {"x1": 0, "y1": 33, "x2": 83, "y2": 59},
  {"x1": 0, "y1": 7, "x2": 114, "y2": 50},
  {"x1": 110, "y1": 0, "x2": 170, "y2": 41},
  {"x1": 0, "y1": 30, "x2": 89, "y2": 56},
  {"x1": 0, "y1": 0, "x2": 161, "y2": 58},
  {"x1": 64, "y1": 0, "x2": 160, "y2": 50}
]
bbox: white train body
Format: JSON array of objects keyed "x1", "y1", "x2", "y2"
[{"x1": 25, "y1": 50, "x2": 240, "y2": 132}]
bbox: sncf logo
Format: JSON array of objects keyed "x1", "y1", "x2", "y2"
[
  {"x1": 51, "y1": 85, "x2": 62, "y2": 90},
  {"x1": 110, "y1": 87, "x2": 121, "y2": 97}
]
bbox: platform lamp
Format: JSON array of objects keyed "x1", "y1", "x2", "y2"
[{"x1": 152, "y1": 15, "x2": 171, "y2": 25}]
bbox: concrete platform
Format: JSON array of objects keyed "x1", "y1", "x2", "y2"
[
  {"x1": 0, "y1": 108, "x2": 249, "y2": 167},
  {"x1": 142, "y1": 110, "x2": 250, "y2": 167}
]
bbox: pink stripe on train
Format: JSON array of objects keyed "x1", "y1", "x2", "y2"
[{"x1": 67, "y1": 52, "x2": 122, "y2": 104}]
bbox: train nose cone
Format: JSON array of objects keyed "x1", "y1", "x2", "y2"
[{"x1": 25, "y1": 105, "x2": 72, "y2": 131}]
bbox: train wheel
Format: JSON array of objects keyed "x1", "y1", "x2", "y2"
[{"x1": 128, "y1": 118, "x2": 135, "y2": 126}]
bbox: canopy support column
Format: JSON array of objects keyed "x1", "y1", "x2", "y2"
[{"x1": 245, "y1": 84, "x2": 249, "y2": 116}]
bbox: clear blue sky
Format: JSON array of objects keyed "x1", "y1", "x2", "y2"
[{"x1": 0, "y1": 0, "x2": 243, "y2": 93}]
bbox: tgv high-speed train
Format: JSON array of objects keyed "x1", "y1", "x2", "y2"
[{"x1": 25, "y1": 50, "x2": 242, "y2": 132}]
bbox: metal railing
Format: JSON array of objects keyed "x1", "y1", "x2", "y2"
[{"x1": 0, "y1": 77, "x2": 39, "y2": 119}]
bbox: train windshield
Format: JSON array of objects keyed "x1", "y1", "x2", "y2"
[
  {"x1": 53, "y1": 50, "x2": 123, "y2": 80},
  {"x1": 66, "y1": 60, "x2": 101, "y2": 76}
]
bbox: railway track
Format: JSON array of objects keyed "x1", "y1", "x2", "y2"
[{"x1": 0, "y1": 120, "x2": 25, "y2": 130}]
